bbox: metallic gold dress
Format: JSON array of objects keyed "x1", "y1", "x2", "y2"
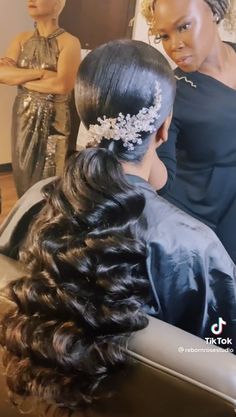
[{"x1": 12, "y1": 28, "x2": 76, "y2": 197}]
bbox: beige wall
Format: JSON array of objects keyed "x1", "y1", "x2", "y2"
[{"x1": 0, "y1": 1, "x2": 31, "y2": 165}]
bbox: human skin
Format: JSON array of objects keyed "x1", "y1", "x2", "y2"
[
  {"x1": 153, "y1": 0, "x2": 226, "y2": 74},
  {"x1": 0, "y1": 0, "x2": 81, "y2": 94},
  {"x1": 148, "y1": 0, "x2": 236, "y2": 190}
]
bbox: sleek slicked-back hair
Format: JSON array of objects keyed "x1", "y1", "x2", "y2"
[{"x1": 76, "y1": 39, "x2": 176, "y2": 162}]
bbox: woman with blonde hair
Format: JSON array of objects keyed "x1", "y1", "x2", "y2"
[{"x1": 0, "y1": 0, "x2": 81, "y2": 196}]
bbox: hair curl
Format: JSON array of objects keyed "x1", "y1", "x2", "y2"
[
  {"x1": 0, "y1": 40, "x2": 175, "y2": 415},
  {"x1": 0, "y1": 149, "x2": 149, "y2": 413}
]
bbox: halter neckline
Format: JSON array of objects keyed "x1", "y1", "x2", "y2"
[{"x1": 35, "y1": 28, "x2": 65, "y2": 40}]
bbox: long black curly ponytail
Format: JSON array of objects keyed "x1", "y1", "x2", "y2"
[
  {"x1": 0, "y1": 149, "x2": 149, "y2": 412},
  {"x1": 0, "y1": 40, "x2": 175, "y2": 414}
]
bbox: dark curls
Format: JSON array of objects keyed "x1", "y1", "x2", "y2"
[{"x1": 0, "y1": 149, "x2": 149, "y2": 413}]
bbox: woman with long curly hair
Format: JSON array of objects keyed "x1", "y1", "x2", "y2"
[
  {"x1": 141, "y1": 0, "x2": 236, "y2": 263},
  {"x1": 0, "y1": 40, "x2": 235, "y2": 415}
]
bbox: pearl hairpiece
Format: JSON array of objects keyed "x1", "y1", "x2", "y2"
[{"x1": 87, "y1": 81, "x2": 162, "y2": 151}]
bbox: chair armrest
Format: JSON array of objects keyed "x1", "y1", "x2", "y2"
[{"x1": 129, "y1": 316, "x2": 236, "y2": 401}]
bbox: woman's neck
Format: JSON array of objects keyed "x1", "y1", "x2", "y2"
[
  {"x1": 121, "y1": 142, "x2": 156, "y2": 181},
  {"x1": 199, "y1": 35, "x2": 232, "y2": 75},
  {"x1": 35, "y1": 19, "x2": 59, "y2": 37},
  {"x1": 122, "y1": 161, "x2": 150, "y2": 181}
]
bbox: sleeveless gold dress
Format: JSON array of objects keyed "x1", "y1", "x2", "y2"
[{"x1": 12, "y1": 28, "x2": 77, "y2": 197}]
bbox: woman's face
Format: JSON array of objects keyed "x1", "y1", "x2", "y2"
[
  {"x1": 154, "y1": 0, "x2": 218, "y2": 72},
  {"x1": 27, "y1": 0, "x2": 58, "y2": 19}
]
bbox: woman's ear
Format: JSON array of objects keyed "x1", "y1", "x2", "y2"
[{"x1": 155, "y1": 111, "x2": 173, "y2": 147}]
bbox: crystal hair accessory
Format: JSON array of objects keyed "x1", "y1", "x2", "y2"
[{"x1": 87, "y1": 81, "x2": 162, "y2": 151}]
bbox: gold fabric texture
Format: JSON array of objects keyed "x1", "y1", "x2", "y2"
[{"x1": 12, "y1": 29, "x2": 72, "y2": 197}]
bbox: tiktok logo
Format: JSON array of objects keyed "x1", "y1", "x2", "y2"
[
  {"x1": 211, "y1": 317, "x2": 227, "y2": 335},
  {"x1": 205, "y1": 317, "x2": 232, "y2": 347}
]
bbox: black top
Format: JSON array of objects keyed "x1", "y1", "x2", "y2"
[
  {"x1": 157, "y1": 43, "x2": 236, "y2": 260},
  {"x1": 0, "y1": 175, "x2": 235, "y2": 349}
]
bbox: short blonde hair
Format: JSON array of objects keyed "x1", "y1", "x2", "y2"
[
  {"x1": 55, "y1": 0, "x2": 66, "y2": 17},
  {"x1": 140, "y1": 0, "x2": 156, "y2": 35},
  {"x1": 141, "y1": 0, "x2": 234, "y2": 35}
]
